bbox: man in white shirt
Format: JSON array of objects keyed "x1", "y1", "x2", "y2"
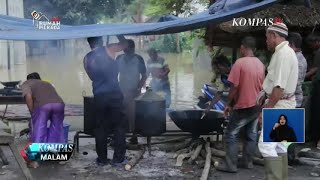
[{"x1": 257, "y1": 23, "x2": 298, "y2": 180}]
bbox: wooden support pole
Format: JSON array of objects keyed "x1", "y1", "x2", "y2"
[
  {"x1": 125, "y1": 148, "x2": 146, "y2": 171},
  {"x1": 9, "y1": 143, "x2": 33, "y2": 180},
  {"x1": 173, "y1": 148, "x2": 189, "y2": 159},
  {"x1": 0, "y1": 147, "x2": 9, "y2": 165},
  {"x1": 211, "y1": 148, "x2": 264, "y2": 166},
  {"x1": 176, "y1": 151, "x2": 193, "y2": 167},
  {"x1": 188, "y1": 144, "x2": 203, "y2": 164},
  {"x1": 200, "y1": 139, "x2": 212, "y2": 180},
  {"x1": 232, "y1": 45, "x2": 237, "y2": 63}
]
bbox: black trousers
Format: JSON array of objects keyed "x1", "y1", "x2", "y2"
[
  {"x1": 310, "y1": 80, "x2": 320, "y2": 142},
  {"x1": 94, "y1": 92, "x2": 126, "y2": 163}
]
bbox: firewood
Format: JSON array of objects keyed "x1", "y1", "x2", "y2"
[
  {"x1": 127, "y1": 144, "x2": 144, "y2": 151},
  {"x1": 211, "y1": 148, "x2": 226, "y2": 158},
  {"x1": 200, "y1": 140, "x2": 212, "y2": 180},
  {"x1": 188, "y1": 144, "x2": 203, "y2": 164},
  {"x1": 196, "y1": 160, "x2": 205, "y2": 168},
  {"x1": 157, "y1": 140, "x2": 189, "y2": 152},
  {"x1": 175, "y1": 151, "x2": 193, "y2": 167},
  {"x1": 297, "y1": 157, "x2": 320, "y2": 166},
  {"x1": 159, "y1": 140, "x2": 191, "y2": 152},
  {"x1": 298, "y1": 151, "x2": 320, "y2": 160},
  {"x1": 200, "y1": 149, "x2": 207, "y2": 159},
  {"x1": 125, "y1": 148, "x2": 145, "y2": 171},
  {"x1": 142, "y1": 137, "x2": 190, "y2": 146},
  {"x1": 173, "y1": 148, "x2": 189, "y2": 159},
  {"x1": 211, "y1": 148, "x2": 264, "y2": 166}
]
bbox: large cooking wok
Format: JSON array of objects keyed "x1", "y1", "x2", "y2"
[
  {"x1": 168, "y1": 110, "x2": 226, "y2": 135},
  {"x1": 1, "y1": 81, "x2": 21, "y2": 88}
]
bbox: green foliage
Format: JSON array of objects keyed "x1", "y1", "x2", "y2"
[
  {"x1": 180, "y1": 33, "x2": 192, "y2": 51},
  {"x1": 147, "y1": 33, "x2": 193, "y2": 53},
  {"x1": 146, "y1": 0, "x2": 194, "y2": 16},
  {"x1": 24, "y1": 0, "x2": 132, "y2": 25}
]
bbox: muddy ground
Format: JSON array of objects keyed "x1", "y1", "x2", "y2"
[{"x1": 0, "y1": 132, "x2": 319, "y2": 180}]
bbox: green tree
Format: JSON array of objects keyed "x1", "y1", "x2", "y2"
[
  {"x1": 144, "y1": 0, "x2": 209, "y2": 16},
  {"x1": 24, "y1": 0, "x2": 132, "y2": 25}
]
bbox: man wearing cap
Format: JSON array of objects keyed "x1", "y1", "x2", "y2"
[
  {"x1": 257, "y1": 23, "x2": 298, "y2": 180},
  {"x1": 84, "y1": 36, "x2": 129, "y2": 167}
]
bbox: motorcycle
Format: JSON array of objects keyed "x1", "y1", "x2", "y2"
[{"x1": 195, "y1": 75, "x2": 230, "y2": 111}]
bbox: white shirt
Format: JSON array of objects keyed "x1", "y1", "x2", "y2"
[{"x1": 263, "y1": 41, "x2": 298, "y2": 105}]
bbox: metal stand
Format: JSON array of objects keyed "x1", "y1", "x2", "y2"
[
  {"x1": 73, "y1": 130, "x2": 223, "y2": 153},
  {"x1": 147, "y1": 136, "x2": 151, "y2": 156}
]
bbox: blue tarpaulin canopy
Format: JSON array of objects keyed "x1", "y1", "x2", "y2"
[{"x1": 0, "y1": 0, "x2": 276, "y2": 40}]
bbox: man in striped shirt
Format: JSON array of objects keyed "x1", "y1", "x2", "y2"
[
  {"x1": 288, "y1": 33, "x2": 307, "y2": 108},
  {"x1": 147, "y1": 48, "x2": 171, "y2": 108}
]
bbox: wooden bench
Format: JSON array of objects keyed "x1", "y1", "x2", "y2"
[{"x1": 0, "y1": 130, "x2": 33, "y2": 180}]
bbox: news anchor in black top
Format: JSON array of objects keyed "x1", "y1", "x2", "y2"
[{"x1": 270, "y1": 114, "x2": 297, "y2": 142}]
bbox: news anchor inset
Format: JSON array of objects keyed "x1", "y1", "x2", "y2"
[
  {"x1": 262, "y1": 108, "x2": 305, "y2": 143},
  {"x1": 269, "y1": 114, "x2": 297, "y2": 142}
]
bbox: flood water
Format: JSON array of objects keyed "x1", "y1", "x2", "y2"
[
  {"x1": 0, "y1": 48, "x2": 213, "y2": 110},
  {"x1": 0, "y1": 40, "x2": 215, "y2": 132}
]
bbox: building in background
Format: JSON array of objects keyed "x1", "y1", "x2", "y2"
[{"x1": 0, "y1": 0, "x2": 26, "y2": 69}]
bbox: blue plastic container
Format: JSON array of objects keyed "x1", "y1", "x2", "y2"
[
  {"x1": 47, "y1": 123, "x2": 70, "y2": 143},
  {"x1": 63, "y1": 124, "x2": 70, "y2": 143}
]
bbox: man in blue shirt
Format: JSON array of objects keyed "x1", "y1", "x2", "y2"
[
  {"x1": 84, "y1": 36, "x2": 128, "y2": 167},
  {"x1": 117, "y1": 39, "x2": 147, "y2": 145}
]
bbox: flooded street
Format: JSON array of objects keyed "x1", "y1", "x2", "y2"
[
  {"x1": 0, "y1": 49, "x2": 213, "y2": 108},
  {"x1": 0, "y1": 41, "x2": 214, "y2": 131}
]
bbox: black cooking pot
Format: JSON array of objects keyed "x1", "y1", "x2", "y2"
[
  {"x1": 135, "y1": 88, "x2": 166, "y2": 136},
  {"x1": 169, "y1": 110, "x2": 225, "y2": 135}
]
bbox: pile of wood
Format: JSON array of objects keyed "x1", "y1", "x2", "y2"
[
  {"x1": 172, "y1": 137, "x2": 264, "y2": 180},
  {"x1": 297, "y1": 148, "x2": 320, "y2": 166}
]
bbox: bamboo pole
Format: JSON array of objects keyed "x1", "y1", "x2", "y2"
[
  {"x1": 125, "y1": 148, "x2": 146, "y2": 171},
  {"x1": 176, "y1": 151, "x2": 193, "y2": 167},
  {"x1": 200, "y1": 139, "x2": 212, "y2": 180},
  {"x1": 188, "y1": 144, "x2": 203, "y2": 164},
  {"x1": 211, "y1": 148, "x2": 264, "y2": 166}
]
